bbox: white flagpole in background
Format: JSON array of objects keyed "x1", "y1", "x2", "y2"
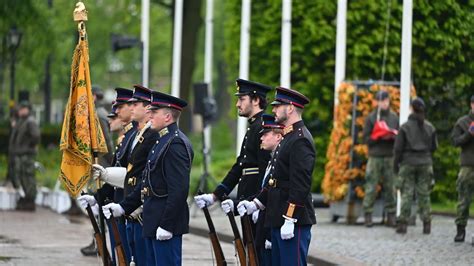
[
  {"x1": 236, "y1": 0, "x2": 251, "y2": 155},
  {"x1": 171, "y1": 0, "x2": 183, "y2": 97}
]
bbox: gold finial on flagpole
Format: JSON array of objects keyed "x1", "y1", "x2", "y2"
[
  {"x1": 74, "y1": 2, "x2": 88, "y2": 40},
  {"x1": 73, "y1": 2, "x2": 88, "y2": 21}
]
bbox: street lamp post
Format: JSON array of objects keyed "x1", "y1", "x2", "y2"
[{"x1": 7, "y1": 26, "x2": 23, "y2": 113}]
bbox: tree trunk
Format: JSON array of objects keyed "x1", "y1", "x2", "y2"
[
  {"x1": 177, "y1": 0, "x2": 203, "y2": 133},
  {"x1": 43, "y1": 54, "x2": 52, "y2": 124}
]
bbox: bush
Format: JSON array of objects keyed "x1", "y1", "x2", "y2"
[{"x1": 432, "y1": 140, "x2": 460, "y2": 203}]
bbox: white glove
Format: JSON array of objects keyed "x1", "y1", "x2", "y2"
[
  {"x1": 221, "y1": 199, "x2": 234, "y2": 214},
  {"x1": 92, "y1": 164, "x2": 106, "y2": 180},
  {"x1": 252, "y1": 209, "x2": 260, "y2": 224},
  {"x1": 280, "y1": 219, "x2": 295, "y2": 240},
  {"x1": 102, "y1": 203, "x2": 125, "y2": 219},
  {"x1": 237, "y1": 200, "x2": 258, "y2": 216},
  {"x1": 77, "y1": 194, "x2": 97, "y2": 209},
  {"x1": 156, "y1": 227, "x2": 173, "y2": 241},
  {"x1": 92, "y1": 164, "x2": 126, "y2": 188},
  {"x1": 264, "y1": 240, "x2": 272, "y2": 250},
  {"x1": 194, "y1": 194, "x2": 215, "y2": 209}
]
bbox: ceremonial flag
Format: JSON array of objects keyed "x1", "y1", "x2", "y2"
[{"x1": 59, "y1": 23, "x2": 107, "y2": 197}]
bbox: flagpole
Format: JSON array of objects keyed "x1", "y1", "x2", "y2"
[{"x1": 73, "y1": 3, "x2": 108, "y2": 265}]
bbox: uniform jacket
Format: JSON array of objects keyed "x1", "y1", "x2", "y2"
[
  {"x1": 451, "y1": 111, "x2": 474, "y2": 167},
  {"x1": 363, "y1": 109, "x2": 399, "y2": 157},
  {"x1": 214, "y1": 111, "x2": 271, "y2": 201},
  {"x1": 9, "y1": 115, "x2": 40, "y2": 156},
  {"x1": 121, "y1": 122, "x2": 194, "y2": 238},
  {"x1": 256, "y1": 120, "x2": 316, "y2": 228},
  {"x1": 98, "y1": 122, "x2": 137, "y2": 204},
  {"x1": 394, "y1": 114, "x2": 438, "y2": 173},
  {"x1": 124, "y1": 125, "x2": 159, "y2": 197}
]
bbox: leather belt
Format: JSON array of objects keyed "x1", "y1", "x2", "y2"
[{"x1": 242, "y1": 167, "x2": 259, "y2": 176}]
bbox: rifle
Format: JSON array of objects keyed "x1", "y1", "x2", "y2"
[
  {"x1": 199, "y1": 192, "x2": 227, "y2": 266},
  {"x1": 82, "y1": 192, "x2": 112, "y2": 266},
  {"x1": 105, "y1": 201, "x2": 127, "y2": 266},
  {"x1": 241, "y1": 214, "x2": 259, "y2": 266},
  {"x1": 223, "y1": 196, "x2": 246, "y2": 265}
]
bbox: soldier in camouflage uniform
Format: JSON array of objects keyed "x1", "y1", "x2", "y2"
[
  {"x1": 362, "y1": 90, "x2": 399, "y2": 227},
  {"x1": 10, "y1": 101, "x2": 40, "y2": 211},
  {"x1": 452, "y1": 95, "x2": 474, "y2": 242},
  {"x1": 394, "y1": 98, "x2": 438, "y2": 234}
]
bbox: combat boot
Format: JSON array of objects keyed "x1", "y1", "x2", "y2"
[
  {"x1": 423, "y1": 221, "x2": 431, "y2": 234},
  {"x1": 15, "y1": 198, "x2": 26, "y2": 210},
  {"x1": 22, "y1": 199, "x2": 36, "y2": 211},
  {"x1": 454, "y1": 225, "x2": 466, "y2": 242},
  {"x1": 396, "y1": 222, "x2": 407, "y2": 234},
  {"x1": 386, "y1": 212, "x2": 396, "y2": 227},
  {"x1": 80, "y1": 240, "x2": 98, "y2": 256},
  {"x1": 364, "y1": 213, "x2": 373, "y2": 227}
]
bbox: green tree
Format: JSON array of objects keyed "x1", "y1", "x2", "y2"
[{"x1": 222, "y1": 0, "x2": 474, "y2": 197}]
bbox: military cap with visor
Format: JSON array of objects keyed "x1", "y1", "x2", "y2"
[
  {"x1": 128, "y1": 84, "x2": 152, "y2": 103},
  {"x1": 271, "y1": 86, "x2": 310, "y2": 109},
  {"x1": 260, "y1": 114, "x2": 285, "y2": 134},
  {"x1": 235, "y1": 79, "x2": 272, "y2": 97},
  {"x1": 148, "y1": 91, "x2": 188, "y2": 111},
  {"x1": 114, "y1": 88, "x2": 134, "y2": 105}
]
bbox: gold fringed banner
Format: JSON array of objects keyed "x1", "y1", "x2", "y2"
[{"x1": 59, "y1": 37, "x2": 107, "y2": 197}]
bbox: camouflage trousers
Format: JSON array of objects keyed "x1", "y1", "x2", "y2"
[
  {"x1": 13, "y1": 154, "x2": 37, "y2": 200},
  {"x1": 455, "y1": 166, "x2": 474, "y2": 226},
  {"x1": 398, "y1": 164, "x2": 433, "y2": 223},
  {"x1": 363, "y1": 156, "x2": 396, "y2": 213}
]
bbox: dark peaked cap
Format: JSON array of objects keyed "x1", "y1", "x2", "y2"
[
  {"x1": 271, "y1": 87, "x2": 310, "y2": 109},
  {"x1": 235, "y1": 79, "x2": 272, "y2": 97},
  {"x1": 260, "y1": 114, "x2": 285, "y2": 134},
  {"x1": 149, "y1": 91, "x2": 188, "y2": 111},
  {"x1": 128, "y1": 84, "x2": 152, "y2": 102},
  {"x1": 114, "y1": 88, "x2": 134, "y2": 104}
]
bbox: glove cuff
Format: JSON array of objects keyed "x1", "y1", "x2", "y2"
[
  {"x1": 253, "y1": 198, "x2": 265, "y2": 210},
  {"x1": 282, "y1": 215, "x2": 297, "y2": 223}
]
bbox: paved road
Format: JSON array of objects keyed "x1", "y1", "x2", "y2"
[
  {"x1": 1, "y1": 206, "x2": 473, "y2": 265},
  {"x1": 188, "y1": 205, "x2": 474, "y2": 265},
  {"x1": 0, "y1": 207, "x2": 236, "y2": 266}
]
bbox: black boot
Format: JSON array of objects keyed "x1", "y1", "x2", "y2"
[
  {"x1": 423, "y1": 221, "x2": 431, "y2": 234},
  {"x1": 454, "y1": 224, "x2": 466, "y2": 242},
  {"x1": 80, "y1": 240, "x2": 98, "y2": 256},
  {"x1": 386, "y1": 212, "x2": 396, "y2": 227},
  {"x1": 64, "y1": 197, "x2": 83, "y2": 216},
  {"x1": 396, "y1": 222, "x2": 407, "y2": 234},
  {"x1": 16, "y1": 198, "x2": 26, "y2": 210},
  {"x1": 364, "y1": 212, "x2": 373, "y2": 227}
]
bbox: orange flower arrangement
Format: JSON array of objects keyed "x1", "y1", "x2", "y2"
[{"x1": 322, "y1": 82, "x2": 416, "y2": 202}]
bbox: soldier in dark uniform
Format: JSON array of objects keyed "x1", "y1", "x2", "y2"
[
  {"x1": 394, "y1": 97, "x2": 438, "y2": 234},
  {"x1": 238, "y1": 87, "x2": 316, "y2": 266},
  {"x1": 194, "y1": 79, "x2": 272, "y2": 243},
  {"x1": 93, "y1": 85, "x2": 159, "y2": 264},
  {"x1": 102, "y1": 91, "x2": 194, "y2": 265},
  {"x1": 11, "y1": 101, "x2": 40, "y2": 211},
  {"x1": 254, "y1": 114, "x2": 284, "y2": 265},
  {"x1": 452, "y1": 95, "x2": 474, "y2": 242},
  {"x1": 362, "y1": 90, "x2": 399, "y2": 227},
  {"x1": 78, "y1": 87, "x2": 136, "y2": 263}
]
